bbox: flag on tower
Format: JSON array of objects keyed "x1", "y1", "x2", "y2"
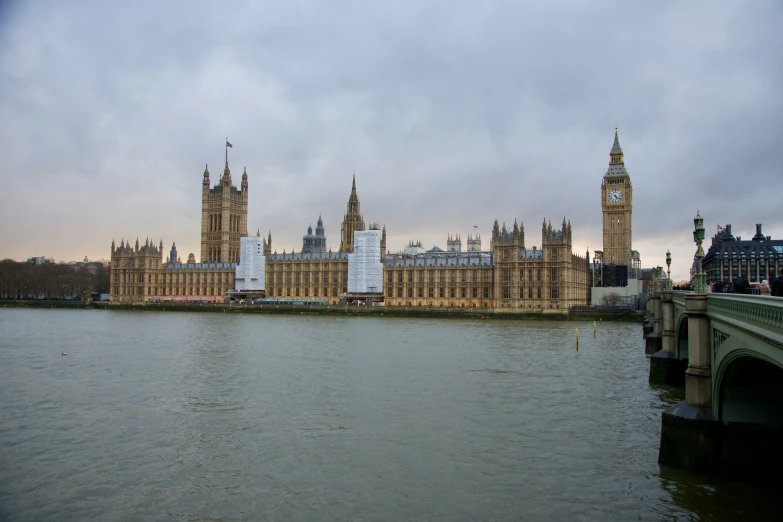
[{"x1": 226, "y1": 140, "x2": 233, "y2": 148}]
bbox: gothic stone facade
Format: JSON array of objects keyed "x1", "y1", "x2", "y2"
[
  {"x1": 264, "y1": 181, "x2": 387, "y2": 304},
  {"x1": 110, "y1": 160, "x2": 248, "y2": 303},
  {"x1": 383, "y1": 219, "x2": 590, "y2": 310},
  {"x1": 110, "y1": 238, "x2": 236, "y2": 303},
  {"x1": 201, "y1": 162, "x2": 248, "y2": 264},
  {"x1": 111, "y1": 158, "x2": 592, "y2": 310}
]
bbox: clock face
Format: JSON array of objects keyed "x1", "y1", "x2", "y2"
[{"x1": 608, "y1": 189, "x2": 623, "y2": 203}]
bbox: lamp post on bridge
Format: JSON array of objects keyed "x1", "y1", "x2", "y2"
[
  {"x1": 666, "y1": 250, "x2": 672, "y2": 290},
  {"x1": 692, "y1": 211, "x2": 707, "y2": 293}
]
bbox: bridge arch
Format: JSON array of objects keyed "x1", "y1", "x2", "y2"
[
  {"x1": 715, "y1": 351, "x2": 783, "y2": 425},
  {"x1": 674, "y1": 315, "x2": 689, "y2": 360}
]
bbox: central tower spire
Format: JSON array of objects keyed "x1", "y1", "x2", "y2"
[{"x1": 340, "y1": 174, "x2": 366, "y2": 252}]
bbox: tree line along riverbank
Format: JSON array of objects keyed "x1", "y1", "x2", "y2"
[{"x1": 1, "y1": 300, "x2": 643, "y2": 322}]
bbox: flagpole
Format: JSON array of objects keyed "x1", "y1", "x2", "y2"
[{"x1": 225, "y1": 137, "x2": 228, "y2": 165}]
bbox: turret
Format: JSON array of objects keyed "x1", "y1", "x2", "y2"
[
  {"x1": 203, "y1": 164, "x2": 210, "y2": 189},
  {"x1": 242, "y1": 166, "x2": 248, "y2": 190},
  {"x1": 169, "y1": 242, "x2": 178, "y2": 265},
  {"x1": 221, "y1": 161, "x2": 231, "y2": 185}
]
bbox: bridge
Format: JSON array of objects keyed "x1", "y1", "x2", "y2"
[{"x1": 643, "y1": 289, "x2": 783, "y2": 478}]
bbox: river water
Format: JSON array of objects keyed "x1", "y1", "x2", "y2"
[{"x1": 0, "y1": 308, "x2": 778, "y2": 520}]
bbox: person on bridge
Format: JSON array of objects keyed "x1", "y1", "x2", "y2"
[
  {"x1": 760, "y1": 280, "x2": 771, "y2": 296},
  {"x1": 772, "y1": 276, "x2": 783, "y2": 297}
]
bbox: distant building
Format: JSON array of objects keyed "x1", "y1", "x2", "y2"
[
  {"x1": 25, "y1": 256, "x2": 52, "y2": 265},
  {"x1": 702, "y1": 224, "x2": 783, "y2": 285},
  {"x1": 107, "y1": 134, "x2": 612, "y2": 310}
]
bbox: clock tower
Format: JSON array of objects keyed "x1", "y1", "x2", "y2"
[{"x1": 601, "y1": 128, "x2": 633, "y2": 266}]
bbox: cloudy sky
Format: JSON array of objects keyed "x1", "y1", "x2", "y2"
[{"x1": 1, "y1": 0, "x2": 781, "y2": 280}]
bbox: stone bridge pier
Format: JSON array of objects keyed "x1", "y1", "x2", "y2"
[
  {"x1": 649, "y1": 290, "x2": 783, "y2": 479},
  {"x1": 648, "y1": 291, "x2": 689, "y2": 384}
]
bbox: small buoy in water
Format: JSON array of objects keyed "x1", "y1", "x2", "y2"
[{"x1": 62, "y1": 352, "x2": 67, "y2": 356}]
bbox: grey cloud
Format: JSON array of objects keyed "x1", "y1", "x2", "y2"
[{"x1": 0, "y1": 0, "x2": 781, "y2": 279}]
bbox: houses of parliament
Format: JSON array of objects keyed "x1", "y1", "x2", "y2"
[{"x1": 110, "y1": 130, "x2": 637, "y2": 310}]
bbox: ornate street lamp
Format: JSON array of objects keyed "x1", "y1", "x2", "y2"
[
  {"x1": 692, "y1": 211, "x2": 707, "y2": 292},
  {"x1": 666, "y1": 250, "x2": 672, "y2": 290}
]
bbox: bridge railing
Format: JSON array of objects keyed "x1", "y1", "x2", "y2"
[
  {"x1": 672, "y1": 291, "x2": 687, "y2": 309},
  {"x1": 705, "y1": 294, "x2": 783, "y2": 345}
]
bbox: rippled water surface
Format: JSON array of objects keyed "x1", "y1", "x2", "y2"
[{"x1": 0, "y1": 309, "x2": 779, "y2": 520}]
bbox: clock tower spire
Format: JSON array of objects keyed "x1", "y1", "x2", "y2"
[{"x1": 601, "y1": 126, "x2": 633, "y2": 267}]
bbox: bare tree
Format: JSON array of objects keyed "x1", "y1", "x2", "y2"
[{"x1": 600, "y1": 292, "x2": 622, "y2": 306}]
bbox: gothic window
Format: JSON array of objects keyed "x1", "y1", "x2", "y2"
[
  {"x1": 397, "y1": 272, "x2": 403, "y2": 283},
  {"x1": 502, "y1": 287, "x2": 510, "y2": 299},
  {"x1": 537, "y1": 287, "x2": 541, "y2": 299},
  {"x1": 550, "y1": 287, "x2": 559, "y2": 299}
]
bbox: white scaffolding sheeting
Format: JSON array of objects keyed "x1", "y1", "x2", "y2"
[
  {"x1": 235, "y1": 236, "x2": 266, "y2": 291},
  {"x1": 348, "y1": 230, "x2": 383, "y2": 294}
]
